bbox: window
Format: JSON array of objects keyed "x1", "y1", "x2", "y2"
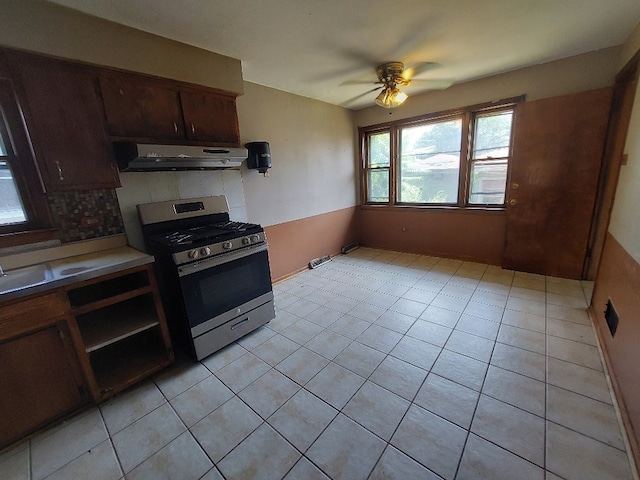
[
  {"x1": 366, "y1": 131, "x2": 391, "y2": 202},
  {"x1": 399, "y1": 117, "x2": 462, "y2": 204},
  {"x1": 0, "y1": 78, "x2": 52, "y2": 241},
  {"x1": 468, "y1": 110, "x2": 513, "y2": 205},
  {"x1": 361, "y1": 98, "x2": 520, "y2": 208},
  {"x1": 0, "y1": 120, "x2": 28, "y2": 226}
]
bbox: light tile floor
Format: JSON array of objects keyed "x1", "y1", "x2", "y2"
[{"x1": 2, "y1": 248, "x2": 638, "y2": 480}]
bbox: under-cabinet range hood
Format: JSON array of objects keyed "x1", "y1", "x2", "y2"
[{"x1": 114, "y1": 142, "x2": 248, "y2": 171}]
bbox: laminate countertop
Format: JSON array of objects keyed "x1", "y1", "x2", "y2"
[{"x1": 0, "y1": 246, "x2": 154, "y2": 302}]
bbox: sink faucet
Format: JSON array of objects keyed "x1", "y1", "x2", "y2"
[{"x1": 0, "y1": 264, "x2": 4, "y2": 277}]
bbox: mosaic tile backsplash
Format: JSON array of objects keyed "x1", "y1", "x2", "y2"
[{"x1": 47, "y1": 189, "x2": 125, "y2": 243}]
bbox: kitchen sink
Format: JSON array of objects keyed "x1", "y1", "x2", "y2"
[{"x1": 0, "y1": 263, "x2": 51, "y2": 294}]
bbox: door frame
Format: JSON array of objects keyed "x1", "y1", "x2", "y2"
[{"x1": 583, "y1": 51, "x2": 640, "y2": 279}]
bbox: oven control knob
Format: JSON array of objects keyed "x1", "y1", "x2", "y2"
[
  {"x1": 200, "y1": 247, "x2": 211, "y2": 257},
  {"x1": 250, "y1": 234, "x2": 261, "y2": 243},
  {"x1": 242, "y1": 236, "x2": 251, "y2": 245},
  {"x1": 222, "y1": 241, "x2": 233, "y2": 250},
  {"x1": 188, "y1": 249, "x2": 199, "y2": 259}
]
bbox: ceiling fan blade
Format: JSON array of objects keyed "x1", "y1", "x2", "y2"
[
  {"x1": 342, "y1": 86, "x2": 383, "y2": 106},
  {"x1": 341, "y1": 79, "x2": 378, "y2": 86},
  {"x1": 406, "y1": 79, "x2": 454, "y2": 90},
  {"x1": 402, "y1": 62, "x2": 441, "y2": 80}
]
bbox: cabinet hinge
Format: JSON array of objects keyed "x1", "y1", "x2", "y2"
[{"x1": 58, "y1": 328, "x2": 65, "y2": 340}]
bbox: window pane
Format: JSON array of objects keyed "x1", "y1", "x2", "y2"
[
  {"x1": 468, "y1": 159, "x2": 508, "y2": 204},
  {"x1": 399, "y1": 118, "x2": 461, "y2": 203},
  {"x1": 0, "y1": 160, "x2": 28, "y2": 225},
  {"x1": 473, "y1": 111, "x2": 513, "y2": 159},
  {"x1": 369, "y1": 132, "x2": 390, "y2": 168},
  {"x1": 368, "y1": 169, "x2": 389, "y2": 202}
]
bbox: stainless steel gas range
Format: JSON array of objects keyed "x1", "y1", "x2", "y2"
[{"x1": 137, "y1": 195, "x2": 275, "y2": 360}]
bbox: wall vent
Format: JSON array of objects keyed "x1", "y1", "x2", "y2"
[
  {"x1": 341, "y1": 243, "x2": 360, "y2": 254},
  {"x1": 604, "y1": 299, "x2": 619, "y2": 337},
  {"x1": 309, "y1": 255, "x2": 331, "y2": 269}
]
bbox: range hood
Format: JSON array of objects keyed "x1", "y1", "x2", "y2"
[{"x1": 114, "y1": 142, "x2": 248, "y2": 171}]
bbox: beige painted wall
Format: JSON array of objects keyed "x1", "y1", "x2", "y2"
[
  {"x1": 354, "y1": 47, "x2": 621, "y2": 127},
  {"x1": 237, "y1": 82, "x2": 356, "y2": 227},
  {"x1": 609, "y1": 21, "x2": 640, "y2": 264},
  {"x1": 0, "y1": 0, "x2": 243, "y2": 93}
]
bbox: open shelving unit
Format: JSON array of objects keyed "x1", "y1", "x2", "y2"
[{"x1": 65, "y1": 264, "x2": 173, "y2": 401}]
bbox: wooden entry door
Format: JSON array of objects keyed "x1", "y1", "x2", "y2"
[{"x1": 502, "y1": 88, "x2": 612, "y2": 279}]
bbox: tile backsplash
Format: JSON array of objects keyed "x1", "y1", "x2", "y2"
[
  {"x1": 43, "y1": 171, "x2": 248, "y2": 249},
  {"x1": 47, "y1": 189, "x2": 125, "y2": 243}
]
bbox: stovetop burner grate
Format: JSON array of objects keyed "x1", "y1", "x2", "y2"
[{"x1": 153, "y1": 220, "x2": 261, "y2": 247}]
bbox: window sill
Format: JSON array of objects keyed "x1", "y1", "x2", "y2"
[
  {"x1": 0, "y1": 228, "x2": 59, "y2": 249},
  {"x1": 359, "y1": 204, "x2": 506, "y2": 215}
]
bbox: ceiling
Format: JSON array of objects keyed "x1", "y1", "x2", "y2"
[{"x1": 46, "y1": 0, "x2": 640, "y2": 110}]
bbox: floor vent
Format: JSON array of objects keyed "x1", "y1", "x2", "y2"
[
  {"x1": 309, "y1": 255, "x2": 331, "y2": 269},
  {"x1": 604, "y1": 299, "x2": 619, "y2": 337},
  {"x1": 341, "y1": 243, "x2": 359, "y2": 254}
]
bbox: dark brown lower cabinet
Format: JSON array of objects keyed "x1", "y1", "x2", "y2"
[
  {"x1": 0, "y1": 322, "x2": 87, "y2": 448},
  {"x1": 0, "y1": 263, "x2": 173, "y2": 450}
]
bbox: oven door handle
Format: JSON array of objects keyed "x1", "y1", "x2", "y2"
[{"x1": 178, "y1": 243, "x2": 269, "y2": 277}]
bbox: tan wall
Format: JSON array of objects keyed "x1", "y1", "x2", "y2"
[
  {"x1": 358, "y1": 208, "x2": 506, "y2": 265},
  {"x1": 590, "y1": 234, "x2": 640, "y2": 456},
  {"x1": 0, "y1": 0, "x2": 243, "y2": 93},
  {"x1": 265, "y1": 207, "x2": 359, "y2": 282},
  {"x1": 237, "y1": 82, "x2": 357, "y2": 228}
]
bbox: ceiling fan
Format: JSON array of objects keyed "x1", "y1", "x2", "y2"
[{"x1": 348, "y1": 61, "x2": 453, "y2": 108}]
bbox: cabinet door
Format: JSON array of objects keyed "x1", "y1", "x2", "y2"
[
  {"x1": 0, "y1": 323, "x2": 87, "y2": 448},
  {"x1": 11, "y1": 55, "x2": 120, "y2": 191},
  {"x1": 180, "y1": 91, "x2": 240, "y2": 145},
  {"x1": 100, "y1": 77, "x2": 185, "y2": 140}
]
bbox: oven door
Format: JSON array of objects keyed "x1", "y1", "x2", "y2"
[{"x1": 177, "y1": 243, "x2": 273, "y2": 330}]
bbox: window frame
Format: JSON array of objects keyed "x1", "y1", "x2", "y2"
[
  {"x1": 359, "y1": 96, "x2": 523, "y2": 209},
  {"x1": 0, "y1": 76, "x2": 54, "y2": 246}
]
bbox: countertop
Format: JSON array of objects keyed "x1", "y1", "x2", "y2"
[{"x1": 0, "y1": 246, "x2": 154, "y2": 302}]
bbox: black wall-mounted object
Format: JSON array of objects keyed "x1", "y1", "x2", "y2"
[
  {"x1": 245, "y1": 142, "x2": 271, "y2": 174},
  {"x1": 604, "y1": 299, "x2": 619, "y2": 337}
]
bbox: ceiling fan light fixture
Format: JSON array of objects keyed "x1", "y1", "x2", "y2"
[{"x1": 375, "y1": 86, "x2": 408, "y2": 108}]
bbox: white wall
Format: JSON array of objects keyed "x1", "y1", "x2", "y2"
[{"x1": 237, "y1": 82, "x2": 357, "y2": 227}]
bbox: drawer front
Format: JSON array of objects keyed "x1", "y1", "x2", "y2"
[
  {"x1": 193, "y1": 301, "x2": 274, "y2": 361},
  {"x1": 0, "y1": 292, "x2": 69, "y2": 339}
]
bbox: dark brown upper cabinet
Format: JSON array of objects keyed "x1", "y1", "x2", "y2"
[
  {"x1": 99, "y1": 76, "x2": 186, "y2": 140},
  {"x1": 5, "y1": 50, "x2": 120, "y2": 192},
  {"x1": 180, "y1": 90, "x2": 240, "y2": 145},
  {"x1": 100, "y1": 74, "x2": 240, "y2": 147}
]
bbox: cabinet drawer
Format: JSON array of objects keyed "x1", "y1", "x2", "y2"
[{"x1": 0, "y1": 292, "x2": 68, "y2": 339}]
